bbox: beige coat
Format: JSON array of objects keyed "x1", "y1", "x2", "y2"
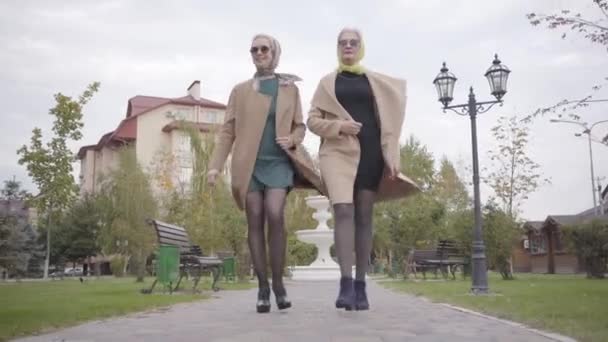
[
  {"x1": 307, "y1": 70, "x2": 420, "y2": 204},
  {"x1": 209, "y1": 79, "x2": 324, "y2": 210}
]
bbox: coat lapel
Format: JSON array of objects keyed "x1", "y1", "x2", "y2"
[
  {"x1": 314, "y1": 72, "x2": 353, "y2": 121},
  {"x1": 242, "y1": 80, "x2": 272, "y2": 123}
]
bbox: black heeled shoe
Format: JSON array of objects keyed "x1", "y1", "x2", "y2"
[
  {"x1": 335, "y1": 276, "x2": 355, "y2": 311},
  {"x1": 354, "y1": 280, "x2": 369, "y2": 311},
  {"x1": 256, "y1": 287, "x2": 271, "y2": 313},
  {"x1": 273, "y1": 285, "x2": 292, "y2": 310}
]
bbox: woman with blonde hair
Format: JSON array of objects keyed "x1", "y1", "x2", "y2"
[
  {"x1": 208, "y1": 33, "x2": 323, "y2": 313},
  {"x1": 307, "y1": 28, "x2": 418, "y2": 311}
]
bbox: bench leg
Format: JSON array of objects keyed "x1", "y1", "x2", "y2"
[
  {"x1": 440, "y1": 265, "x2": 449, "y2": 280},
  {"x1": 141, "y1": 278, "x2": 158, "y2": 294},
  {"x1": 210, "y1": 265, "x2": 221, "y2": 292},
  {"x1": 173, "y1": 269, "x2": 186, "y2": 292}
]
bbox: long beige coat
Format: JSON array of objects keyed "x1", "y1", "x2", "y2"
[
  {"x1": 307, "y1": 70, "x2": 420, "y2": 204},
  {"x1": 209, "y1": 79, "x2": 324, "y2": 210}
]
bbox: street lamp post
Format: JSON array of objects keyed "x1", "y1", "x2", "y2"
[
  {"x1": 433, "y1": 54, "x2": 511, "y2": 294},
  {"x1": 550, "y1": 119, "x2": 608, "y2": 215}
]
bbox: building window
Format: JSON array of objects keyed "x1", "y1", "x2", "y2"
[
  {"x1": 203, "y1": 111, "x2": 223, "y2": 124},
  {"x1": 530, "y1": 234, "x2": 547, "y2": 255},
  {"x1": 178, "y1": 166, "x2": 193, "y2": 186}
]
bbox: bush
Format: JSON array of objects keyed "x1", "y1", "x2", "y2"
[
  {"x1": 110, "y1": 256, "x2": 127, "y2": 277},
  {"x1": 563, "y1": 219, "x2": 608, "y2": 279}
]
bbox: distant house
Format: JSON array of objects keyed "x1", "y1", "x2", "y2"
[
  {"x1": 77, "y1": 80, "x2": 227, "y2": 196},
  {"x1": 523, "y1": 206, "x2": 608, "y2": 274}
]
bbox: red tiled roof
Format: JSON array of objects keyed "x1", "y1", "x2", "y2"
[
  {"x1": 126, "y1": 95, "x2": 226, "y2": 118},
  {"x1": 78, "y1": 87, "x2": 227, "y2": 160},
  {"x1": 161, "y1": 121, "x2": 220, "y2": 133}
]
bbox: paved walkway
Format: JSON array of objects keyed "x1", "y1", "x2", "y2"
[{"x1": 15, "y1": 280, "x2": 565, "y2": 342}]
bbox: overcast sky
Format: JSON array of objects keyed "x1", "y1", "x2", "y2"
[{"x1": 1, "y1": 0, "x2": 607, "y2": 220}]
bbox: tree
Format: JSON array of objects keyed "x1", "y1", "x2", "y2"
[
  {"x1": 527, "y1": 1, "x2": 608, "y2": 49},
  {"x1": 482, "y1": 203, "x2": 519, "y2": 280},
  {"x1": 524, "y1": 1, "x2": 608, "y2": 122},
  {"x1": 562, "y1": 219, "x2": 608, "y2": 278},
  {"x1": 17, "y1": 82, "x2": 100, "y2": 278},
  {"x1": 435, "y1": 157, "x2": 470, "y2": 213},
  {"x1": 485, "y1": 115, "x2": 550, "y2": 219},
  {"x1": 1, "y1": 177, "x2": 30, "y2": 201},
  {"x1": 0, "y1": 210, "x2": 41, "y2": 278},
  {"x1": 100, "y1": 146, "x2": 157, "y2": 282},
  {"x1": 374, "y1": 136, "x2": 445, "y2": 275},
  {"x1": 54, "y1": 195, "x2": 102, "y2": 272}
]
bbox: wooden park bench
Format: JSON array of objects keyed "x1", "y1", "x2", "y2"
[
  {"x1": 142, "y1": 219, "x2": 222, "y2": 294},
  {"x1": 405, "y1": 240, "x2": 468, "y2": 280}
]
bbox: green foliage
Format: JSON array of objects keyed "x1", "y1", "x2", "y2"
[
  {"x1": 17, "y1": 82, "x2": 100, "y2": 214},
  {"x1": 485, "y1": 115, "x2": 549, "y2": 219},
  {"x1": 53, "y1": 195, "x2": 102, "y2": 266},
  {"x1": 1, "y1": 177, "x2": 30, "y2": 201},
  {"x1": 110, "y1": 257, "x2": 127, "y2": 277},
  {"x1": 562, "y1": 219, "x2": 608, "y2": 279},
  {"x1": 99, "y1": 146, "x2": 158, "y2": 282},
  {"x1": 16, "y1": 82, "x2": 99, "y2": 278},
  {"x1": 482, "y1": 204, "x2": 519, "y2": 280}
]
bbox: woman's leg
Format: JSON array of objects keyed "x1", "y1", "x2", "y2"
[
  {"x1": 264, "y1": 188, "x2": 288, "y2": 297},
  {"x1": 354, "y1": 189, "x2": 376, "y2": 281},
  {"x1": 333, "y1": 203, "x2": 355, "y2": 277},
  {"x1": 245, "y1": 191, "x2": 268, "y2": 290},
  {"x1": 353, "y1": 189, "x2": 376, "y2": 310},
  {"x1": 333, "y1": 203, "x2": 356, "y2": 310}
]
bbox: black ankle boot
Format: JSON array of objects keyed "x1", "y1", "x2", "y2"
[
  {"x1": 354, "y1": 280, "x2": 369, "y2": 311},
  {"x1": 272, "y1": 285, "x2": 292, "y2": 310},
  {"x1": 335, "y1": 276, "x2": 355, "y2": 311},
  {"x1": 256, "y1": 287, "x2": 271, "y2": 313}
]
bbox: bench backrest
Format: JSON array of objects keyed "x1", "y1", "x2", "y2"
[
  {"x1": 411, "y1": 249, "x2": 440, "y2": 261},
  {"x1": 436, "y1": 240, "x2": 462, "y2": 258},
  {"x1": 148, "y1": 219, "x2": 193, "y2": 254}
]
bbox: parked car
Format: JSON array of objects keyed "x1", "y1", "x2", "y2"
[{"x1": 63, "y1": 267, "x2": 83, "y2": 276}]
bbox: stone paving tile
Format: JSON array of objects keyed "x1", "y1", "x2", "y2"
[{"x1": 13, "y1": 280, "x2": 563, "y2": 342}]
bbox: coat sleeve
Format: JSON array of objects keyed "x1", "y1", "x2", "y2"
[
  {"x1": 209, "y1": 86, "x2": 237, "y2": 172},
  {"x1": 289, "y1": 85, "x2": 306, "y2": 145},
  {"x1": 306, "y1": 82, "x2": 342, "y2": 139}
]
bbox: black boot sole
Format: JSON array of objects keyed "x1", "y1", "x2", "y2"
[
  {"x1": 277, "y1": 301, "x2": 291, "y2": 310},
  {"x1": 256, "y1": 304, "x2": 270, "y2": 313}
]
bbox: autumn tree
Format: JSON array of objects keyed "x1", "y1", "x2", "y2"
[{"x1": 17, "y1": 82, "x2": 100, "y2": 278}]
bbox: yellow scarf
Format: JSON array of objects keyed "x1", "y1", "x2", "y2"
[{"x1": 337, "y1": 38, "x2": 366, "y2": 75}]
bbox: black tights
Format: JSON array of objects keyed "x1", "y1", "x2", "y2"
[
  {"x1": 245, "y1": 188, "x2": 288, "y2": 293},
  {"x1": 333, "y1": 189, "x2": 376, "y2": 281}
]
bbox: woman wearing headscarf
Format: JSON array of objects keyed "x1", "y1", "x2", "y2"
[
  {"x1": 307, "y1": 28, "x2": 419, "y2": 311},
  {"x1": 208, "y1": 33, "x2": 324, "y2": 313}
]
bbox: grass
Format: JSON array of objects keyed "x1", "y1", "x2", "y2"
[
  {"x1": 0, "y1": 276, "x2": 254, "y2": 341},
  {"x1": 381, "y1": 273, "x2": 608, "y2": 342}
]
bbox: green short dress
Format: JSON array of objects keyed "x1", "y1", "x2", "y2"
[{"x1": 248, "y1": 77, "x2": 295, "y2": 193}]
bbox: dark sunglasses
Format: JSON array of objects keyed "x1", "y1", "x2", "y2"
[
  {"x1": 250, "y1": 45, "x2": 270, "y2": 54},
  {"x1": 338, "y1": 39, "x2": 360, "y2": 48}
]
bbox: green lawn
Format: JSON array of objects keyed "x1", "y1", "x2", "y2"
[
  {"x1": 0, "y1": 276, "x2": 253, "y2": 341},
  {"x1": 381, "y1": 273, "x2": 608, "y2": 342}
]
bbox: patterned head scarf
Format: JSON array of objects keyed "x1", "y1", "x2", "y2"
[
  {"x1": 251, "y1": 33, "x2": 301, "y2": 89},
  {"x1": 337, "y1": 28, "x2": 366, "y2": 75}
]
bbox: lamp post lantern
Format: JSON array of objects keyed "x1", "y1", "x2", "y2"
[{"x1": 433, "y1": 54, "x2": 511, "y2": 294}]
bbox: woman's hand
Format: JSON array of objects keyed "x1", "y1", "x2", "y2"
[
  {"x1": 386, "y1": 162, "x2": 399, "y2": 180},
  {"x1": 339, "y1": 120, "x2": 362, "y2": 135},
  {"x1": 207, "y1": 169, "x2": 220, "y2": 187},
  {"x1": 276, "y1": 136, "x2": 294, "y2": 150}
]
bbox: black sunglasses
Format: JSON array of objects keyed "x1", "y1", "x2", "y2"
[
  {"x1": 338, "y1": 39, "x2": 360, "y2": 48},
  {"x1": 250, "y1": 45, "x2": 270, "y2": 54}
]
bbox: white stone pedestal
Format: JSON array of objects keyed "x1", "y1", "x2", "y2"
[{"x1": 290, "y1": 196, "x2": 342, "y2": 281}]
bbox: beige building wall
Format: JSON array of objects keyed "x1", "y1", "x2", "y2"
[{"x1": 79, "y1": 107, "x2": 226, "y2": 196}]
